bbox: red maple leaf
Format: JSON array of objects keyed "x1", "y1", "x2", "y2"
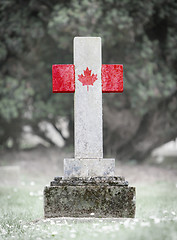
[{"x1": 78, "y1": 67, "x2": 97, "y2": 91}]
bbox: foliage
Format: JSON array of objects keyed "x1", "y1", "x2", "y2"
[{"x1": 0, "y1": 0, "x2": 176, "y2": 159}]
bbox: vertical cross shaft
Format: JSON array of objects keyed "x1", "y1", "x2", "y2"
[
  {"x1": 64, "y1": 37, "x2": 115, "y2": 178},
  {"x1": 74, "y1": 37, "x2": 103, "y2": 159}
]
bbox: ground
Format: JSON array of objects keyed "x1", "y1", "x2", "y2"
[{"x1": 0, "y1": 147, "x2": 177, "y2": 240}]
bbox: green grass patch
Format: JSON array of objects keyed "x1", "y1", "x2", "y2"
[{"x1": 0, "y1": 181, "x2": 177, "y2": 240}]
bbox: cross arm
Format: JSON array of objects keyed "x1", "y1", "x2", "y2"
[
  {"x1": 102, "y1": 65, "x2": 123, "y2": 93},
  {"x1": 52, "y1": 64, "x2": 75, "y2": 93},
  {"x1": 52, "y1": 64, "x2": 123, "y2": 93}
]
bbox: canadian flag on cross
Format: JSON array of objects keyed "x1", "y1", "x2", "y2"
[
  {"x1": 52, "y1": 37, "x2": 123, "y2": 165},
  {"x1": 52, "y1": 64, "x2": 123, "y2": 93}
]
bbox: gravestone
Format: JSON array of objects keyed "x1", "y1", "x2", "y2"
[{"x1": 44, "y1": 37, "x2": 136, "y2": 218}]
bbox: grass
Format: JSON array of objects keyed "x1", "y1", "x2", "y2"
[{"x1": 0, "y1": 179, "x2": 177, "y2": 240}]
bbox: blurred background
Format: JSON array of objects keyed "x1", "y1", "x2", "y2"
[
  {"x1": 0, "y1": 0, "x2": 177, "y2": 164},
  {"x1": 1, "y1": 2, "x2": 177, "y2": 237}
]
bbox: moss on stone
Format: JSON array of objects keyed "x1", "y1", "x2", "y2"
[{"x1": 44, "y1": 182, "x2": 136, "y2": 218}]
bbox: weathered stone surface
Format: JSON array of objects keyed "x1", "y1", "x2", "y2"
[
  {"x1": 74, "y1": 37, "x2": 103, "y2": 159},
  {"x1": 64, "y1": 158, "x2": 115, "y2": 178},
  {"x1": 51, "y1": 176, "x2": 128, "y2": 186},
  {"x1": 44, "y1": 177, "x2": 136, "y2": 218},
  {"x1": 44, "y1": 185, "x2": 135, "y2": 218}
]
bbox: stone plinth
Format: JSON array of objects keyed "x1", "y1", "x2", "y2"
[
  {"x1": 64, "y1": 159, "x2": 115, "y2": 178},
  {"x1": 44, "y1": 177, "x2": 136, "y2": 218}
]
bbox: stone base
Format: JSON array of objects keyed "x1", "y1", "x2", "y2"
[{"x1": 44, "y1": 177, "x2": 136, "y2": 218}]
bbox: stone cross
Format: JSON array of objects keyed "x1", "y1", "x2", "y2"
[
  {"x1": 52, "y1": 37, "x2": 123, "y2": 178},
  {"x1": 44, "y1": 37, "x2": 135, "y2": 219}
]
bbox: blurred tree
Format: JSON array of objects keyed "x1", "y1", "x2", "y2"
[{"x1": 0, "y1": 0, "x2": 176, "y2": 161}]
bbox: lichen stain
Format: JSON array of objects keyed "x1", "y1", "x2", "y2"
[{"x1": 44, "y1": 185, "x2": 136, "y2": 218}]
